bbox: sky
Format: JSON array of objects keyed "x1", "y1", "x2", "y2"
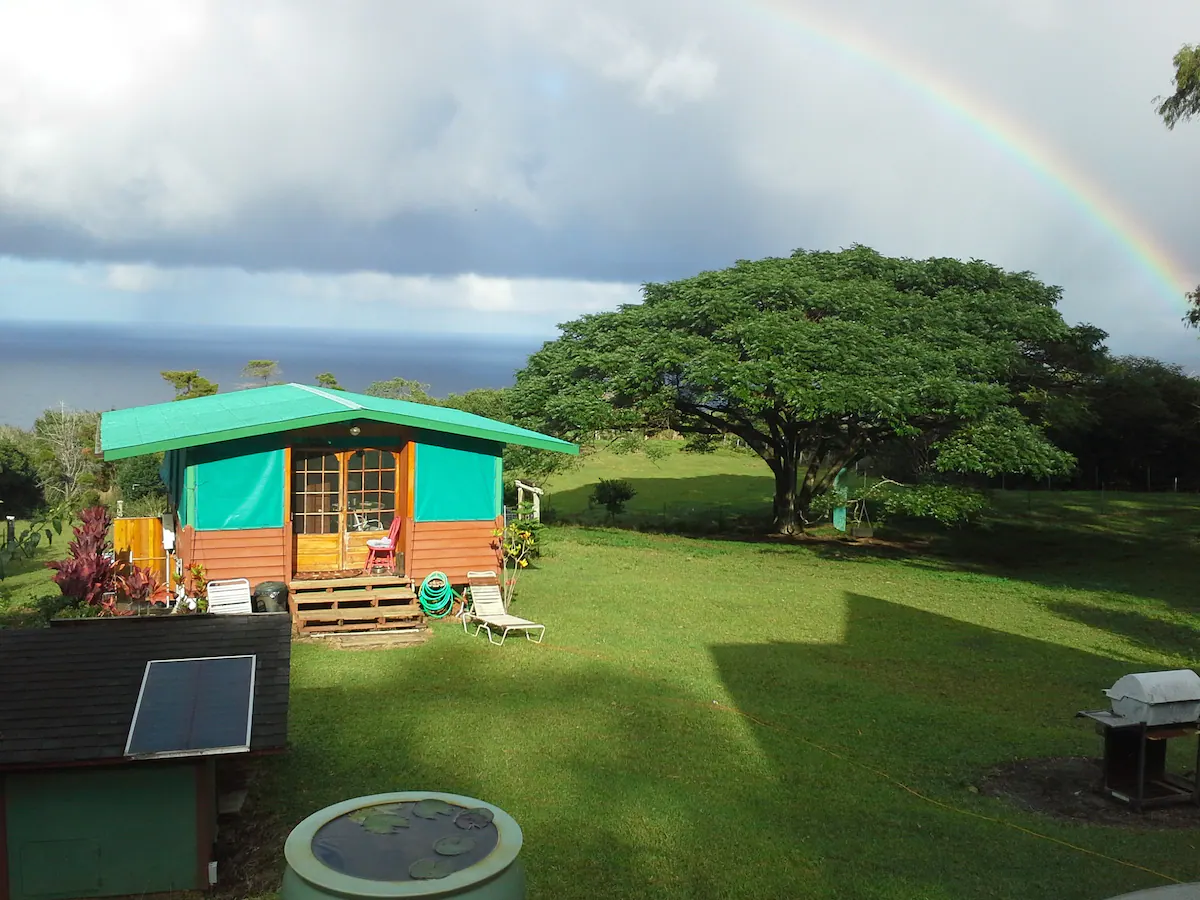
[{"x1": 0, "y1": 0, "x2": 1198, "y2": 360}]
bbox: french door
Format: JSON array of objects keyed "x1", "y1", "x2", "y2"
[{"x1": 291, "y1": 447, "x2": 405, "y2": 574}]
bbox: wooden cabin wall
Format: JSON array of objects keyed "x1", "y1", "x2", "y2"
[
  {"x1": 180, "y1": 526, "x2": 287, "y2": 587},
  {"x1": 407, "y1": 516, "x2": 503, "y2": 585}
]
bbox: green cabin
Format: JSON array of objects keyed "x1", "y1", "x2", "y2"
[{"x1": 97, "y1": 384, "x2": 576, "y2": 603}]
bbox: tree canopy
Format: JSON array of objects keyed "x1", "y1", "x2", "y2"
[
  {"x1": 315, "y1": 372, "x2": 344, "y2": 390},
  {"x1": 512, "y1": 246, "x2": 1077, "y2": 532},
  {"x1": 242, "y1": 359, "x2": 280, "y2": 386},
  {"x1": 364, "y1": 377, "x2": 435, "y2": 404},
  {"x1": 161, "y1": 370, "x2": 218, "y2": 400},
  {"x1": 1157, "y1": 44, "x2": 1200, "y2": 129}
]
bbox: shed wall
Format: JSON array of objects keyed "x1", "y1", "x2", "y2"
[
  {"x1": 183, "y1": 526, "x2": 287, "y2": 587},
  {"x1": 3, "y1": 764, "x2": 201, "y2": 899},
  {"x1": 408, "y1": 518, "x2": 503, "y2": 584}
]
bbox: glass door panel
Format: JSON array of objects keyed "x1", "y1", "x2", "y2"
[{"x1": 292, "y1": 451, "x2": 341, "y2": 535}]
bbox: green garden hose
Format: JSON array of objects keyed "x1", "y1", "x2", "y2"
[{"x1": 418, "y1": 571, "x2": 457, "y2": 618}]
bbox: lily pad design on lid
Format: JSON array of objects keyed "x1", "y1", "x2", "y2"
[
  {"x1": 454, "y1": 807, "x2": 494, "y2": 830},
  {"x1": 361, "y1": 812, "x2": 411, "y2": 833},
  {"x1": 346, "y1": 808, "x2": 372, "y2": 824},
  {"x1": 412, "y1": 799, "x2": 456, "y2": 819},
  {"x1": 373, "y1": 802, "x2": 409, "y2": 815},
  {"x1": 409, "y1": 856, "x2": 457, "y2": 879},
  {"x1": 433, "y1": 835, "x2": 476, "y2": 856}
]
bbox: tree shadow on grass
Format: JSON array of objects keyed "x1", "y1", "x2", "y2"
[
  {"x1": 710, "y1": 593, "x2": 1200, "y2": 899},
  {"x1": 547, "y1": 474, "x2": 774, "y2": 533},
  {"x1": 222, "y1": 600, "x2": 1197, "y2": 900},
  {"x1": 1045, "y1": 598, "x2": 1200, "y2": 663},
  {"x1": 809, "y1": 498, "x2": 1200, "y2": 618},
  {"x1": 551, "y1": 475, "x2": 1200, "y2": 615}
]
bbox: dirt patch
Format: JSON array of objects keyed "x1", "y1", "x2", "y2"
[
  {"x1": 979, "y1": 757, "x2": 1200, "y2": 829},
  {"x1": 213, "y1": 757, "x2": 291, "y2": 898}
]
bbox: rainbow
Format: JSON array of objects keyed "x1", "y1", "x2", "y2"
[{"x1": 747, "y1": 1, "x2": 1195, "y2": 306}]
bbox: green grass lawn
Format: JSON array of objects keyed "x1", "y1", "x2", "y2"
[
  {"x1": 0, "y1": 521, "x2": 70, "y2": 628},
  {"x1": 242, "y1": 474, "x2": 1200, "y2": 898},
  {"x1": 8, "y1": 453, "x2": 1200, "y2": 899}
]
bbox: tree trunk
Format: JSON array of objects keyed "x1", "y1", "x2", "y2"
[{"x1": 770, "y1": 456, "x2": 801, "y2": 534}]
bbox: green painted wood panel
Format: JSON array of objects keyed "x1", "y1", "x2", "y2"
[
  {"x1": 414, "y1": 438, "x2": 502, "y2": 523},
  {"x1": 192, "y1": 448, "x2": 285, "y2": 531},
  {"x1": 4, "y1": 764, "x2": 200, "y2": 899}
]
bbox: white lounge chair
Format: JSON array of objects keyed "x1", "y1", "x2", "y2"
[
  {"x1": 462, "y1": 570, "x2": 545, "y2": 646},
  {"x1": 205, "y1": 578, "x2": 254, "y2": 615}
]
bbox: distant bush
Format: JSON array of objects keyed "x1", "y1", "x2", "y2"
[
  {"x1": 643, "y1": 440, "x2": 673, "y2": 462},
  {"x1": 591, "y1": 479, "x2": 637, "y2": 518}
]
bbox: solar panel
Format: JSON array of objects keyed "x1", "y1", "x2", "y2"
[{"x1": 125, "y1": 655, "x2": 256, "y2": 759}]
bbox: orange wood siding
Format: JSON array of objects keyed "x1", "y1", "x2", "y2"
[
  {"x1": 185, "y1": 526, "x2": 287, "y2": 586},
  {"x1": 293, "y1": 533, "x2": 340, "y2": 572},
  {"x1": 408, "y1": 518, "x2": 502, "y2": 585}
]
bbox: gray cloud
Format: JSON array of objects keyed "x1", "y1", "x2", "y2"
[{"x1": 0, "y1": 0, "x2": 1198, "y2": 348}]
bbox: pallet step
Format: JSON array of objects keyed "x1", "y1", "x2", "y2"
[
  {"x1": 301, "y1": 621, "x2": 429, "y2": 635},
  {"x1": 318, "y1": 629, "x2": 430, "y2": 649},
  {"x1": 297, "y1": 607, "x2": 424, "y2": 624},
  {"x1": 291, "y1": 587, "x2": 416, "y2": 606},
  {"x1": 289, "y1": 575, "x2": 412, "y2": 590}
]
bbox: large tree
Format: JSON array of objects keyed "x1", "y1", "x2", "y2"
[
  {"x1": 512, "y1": 246, "x2": 1076, "y2": 533},
  {"x1": 1156, "y1": 44, "x2": 1200, "y2": 319}
]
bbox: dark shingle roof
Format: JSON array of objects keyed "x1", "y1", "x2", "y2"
[{"x1": 0, "y1": 613, "x2": 291, "y2": 768}]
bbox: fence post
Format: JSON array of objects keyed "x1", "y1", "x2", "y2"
[{"x1": 4, "y1": 516, "x2": 14, "y2": 547}]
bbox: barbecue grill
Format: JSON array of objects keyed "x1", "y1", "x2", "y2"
[{"x1": 1077, "y1": 669, "x2": 1200, "y2": 811}]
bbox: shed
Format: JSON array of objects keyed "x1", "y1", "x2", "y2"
[
  {"x1": 98, "y1": 384, "x2": 577, "y2": 590},
  {"x1": 0, "y1": 613, "x2": 291, "y2": 899}
]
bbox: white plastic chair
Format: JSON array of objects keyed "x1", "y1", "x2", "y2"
[
  {"x1": 205, "y1": 578, "x2": 254, "y2": 615},
  {"x1": 462, "y1": 570, "x2": 544, "y2": 646}
]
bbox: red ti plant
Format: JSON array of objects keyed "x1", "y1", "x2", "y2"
[
  {"x1": 46, "y1": 506, "x2": 130, "y2": 615},
  {"x1": 123, "y1": 564, "x2": 168, "y2": 605}
]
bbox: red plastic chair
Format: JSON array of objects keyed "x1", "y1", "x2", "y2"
[{"x1": 364, "y1": 516, "x2": 403, "y2": 574}]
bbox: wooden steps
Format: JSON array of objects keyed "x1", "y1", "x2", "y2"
[
  {"x1": 288, "y1": 575, "x2": 425, "y2": 637},
  {"x1": 289, "y1": 574, "x2": 413, "y2": 590}
]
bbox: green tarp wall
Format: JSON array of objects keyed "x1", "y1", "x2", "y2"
[
  {"x1": 4, "y1": 764, "x2": 200, "y2": 899},
  {"x1": 164, "y1": 429, "x2": 501, "y2": 531},
  {"x1": 170, "y1": 437, "x2": 285, "y2": 532},
  {"x1": 414, "y1": 436, "x2": 502, "y2": 522}
]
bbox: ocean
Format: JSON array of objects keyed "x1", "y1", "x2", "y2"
[{"x1": 0, "y1": 322, "x2": 545, "y2": 427}]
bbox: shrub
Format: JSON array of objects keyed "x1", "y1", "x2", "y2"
[
  {"x1": 879, "y1": 484, "x2": 987, "y2": 527},
  {"x1": 0, "y1": 439, "x2": 42, "y2": 518},
  {"x1": 116, "y1": 454, "x2": 166, "y2": 503},
  {"x1": 591, "y1": 479, "x2": 636, "y2": 518},
  {"x1": 45, "y1": 505, "x2": 165, "y2": 613},
  {"x1": 682, "y1": 433, "x2": 720, "y2": 454}
]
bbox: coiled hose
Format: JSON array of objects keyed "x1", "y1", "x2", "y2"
[{"x1": 418, "y1": 571, "x2": 457, "y2": 618}]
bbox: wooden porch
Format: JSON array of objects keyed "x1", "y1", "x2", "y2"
[{"x1": 288, "y1": 573, "x2": 424, "y2": 637}]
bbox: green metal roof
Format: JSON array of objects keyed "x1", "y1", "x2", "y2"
[{"x1": 99, "y1": 384, "x2": 578, "y2": 461}]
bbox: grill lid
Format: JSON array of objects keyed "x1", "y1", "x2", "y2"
[{"x1": 1104, "y1": 670, "x2": 1200, "y2": 705}]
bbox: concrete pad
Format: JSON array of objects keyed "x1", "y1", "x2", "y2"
[{"x1": 1106, "y1": 886, "x2": 1200, "y2": 900}]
